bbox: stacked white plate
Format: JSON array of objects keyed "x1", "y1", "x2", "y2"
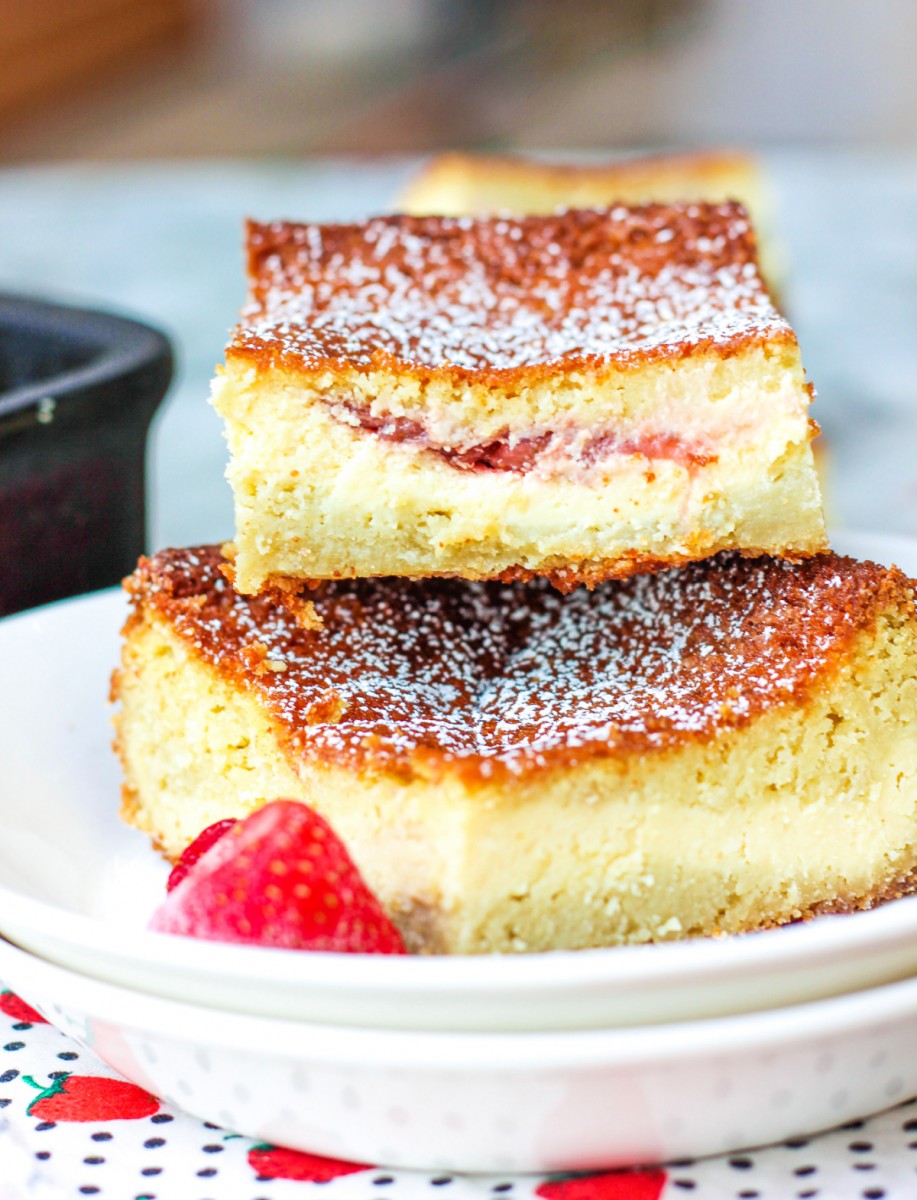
[{"x1": 0, "y1": 530, "x2": 915, "y2": 1173}]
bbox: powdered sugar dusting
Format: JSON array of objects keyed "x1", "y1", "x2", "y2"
[
  {"x1": 130, "y1": 547, "x2": 890, "y2": 781},
  {"x1": 233, "y1": 205, "x2": 790, "y2": 376}
]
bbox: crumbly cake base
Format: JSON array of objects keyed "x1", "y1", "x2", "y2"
[
  {"x1": 214, "y1": 352, "x2": 825, "y2": 594},
  {"x1": 114, "y1": 555, "x2": 917, "y2": 954}
]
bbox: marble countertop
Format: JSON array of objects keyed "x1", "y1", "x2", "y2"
[{"x1": 0, "y1": 151, "x2": 914, "y2": 551}]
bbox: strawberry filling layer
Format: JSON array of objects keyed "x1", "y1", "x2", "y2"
[{"x1": 327, "y1": 402, "x2": 715, "y2": 474}]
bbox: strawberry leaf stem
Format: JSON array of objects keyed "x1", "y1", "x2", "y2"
[{"x1": 23, "y1": 1073, "x2": 70, "y2": 1115}]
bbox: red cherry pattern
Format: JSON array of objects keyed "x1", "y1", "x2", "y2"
[
  {"x1": 536, "y1": 1168, "x2": 667, "y2": 1200},
  {"x1": 23, "y1": 1073, "x2": 160, "y2": 1122},
  {"x1": 248, "y1": 1143, "x2": 371, "y2": 1182},
  {"x1": 0, "y1": 991, "x2": 48, "y2": 1025}
]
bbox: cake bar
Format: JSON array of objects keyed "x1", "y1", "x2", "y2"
[
  {"x1": 113, "y1": 545, "x2": 917, "y2": 954},
  {"x1": 212, "y1": 203, "x2": 825, "y2": 594},
  {"x1": 398, "y1": 149, "x2": 783, "y2": 291}
]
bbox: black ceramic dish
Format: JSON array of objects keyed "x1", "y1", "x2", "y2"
[{"x1": 0, "y1": 295, "x2": 173, "y2": 616}]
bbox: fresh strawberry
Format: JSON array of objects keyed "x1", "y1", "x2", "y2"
[
  {"x1": 248, "y1": 1144, "x2": 370, "y2": 1182},
  {"x1": 536, "y1": 1170, "x2": 667, "y2": 1200},
  {"x1": 0, "y1": 991, "x2": 48, "y2": 1025},
  {"x1": 167, "y1": 818, "x2": 238, "y2": 891},
  {"x1": 149, "y1": 799, "x2": 406, "y2": 954},
  {"x1": 23, "y1": 1073, "x2": 159, "y2": 1122}
]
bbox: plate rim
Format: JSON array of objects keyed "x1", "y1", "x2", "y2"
[{"x1": 6, "y1": 932, "x2": 917, "y2": 1070}]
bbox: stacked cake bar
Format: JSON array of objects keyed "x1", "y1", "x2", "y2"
[
  {"x1": 113, "y1": 196, "x2": 917, "y2": 954},
  {"x1": 212, "y1": 204, "x2": 823, "y2": 593}
]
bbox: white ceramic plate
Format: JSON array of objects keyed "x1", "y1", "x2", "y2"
[
  {"x1": 0, "y1": 530, "x2": 915, "y2": 1033},
  {"x1": 4, "y1": 933, "x2": 917, "y2": 1173}
]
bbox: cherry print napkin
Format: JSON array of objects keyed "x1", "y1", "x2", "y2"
[{"x1": 3, "y1": 984, "x2": 917, "y2": 1199}]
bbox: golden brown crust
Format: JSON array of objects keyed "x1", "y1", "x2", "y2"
[
  {"x1": 118, "y1": 781, "x2": 142, "y2": 828},
  {"x1": 803, "y1": 865, "x2": 917, "y2": 919},
  {"x1": 260, "y1": 541, "x2": 824, "y2": 595},
  {"x1": 220, "y1": 556, "x2": 324, "y2": 630},
  {"x1": 229, "y1": 202, "x2": 794, "y2": 388},
  {"x1": 123, "y1": 546, "x2": 915, "y2": 785},
  {"x1": 483, "y1": 543, "x2": 820, "y2": 593}
]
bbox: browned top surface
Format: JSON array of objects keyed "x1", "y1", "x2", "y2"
[
  {"x1": 229, "y1": 203, "x2": 792, "y2": 384},
  {"x1": 124, "y1": 547, "x2": 913, "y2": 783}
]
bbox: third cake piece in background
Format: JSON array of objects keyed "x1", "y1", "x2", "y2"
[
  {"x1": 114, "y1": 546, "x2": 917, "y2": 954},
  {"x1": 213, "y1": 202, "x2": 826, "y2": 595},
  {"x1": 398, "y1": 148, "x2": 784, "y2": 294}
]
